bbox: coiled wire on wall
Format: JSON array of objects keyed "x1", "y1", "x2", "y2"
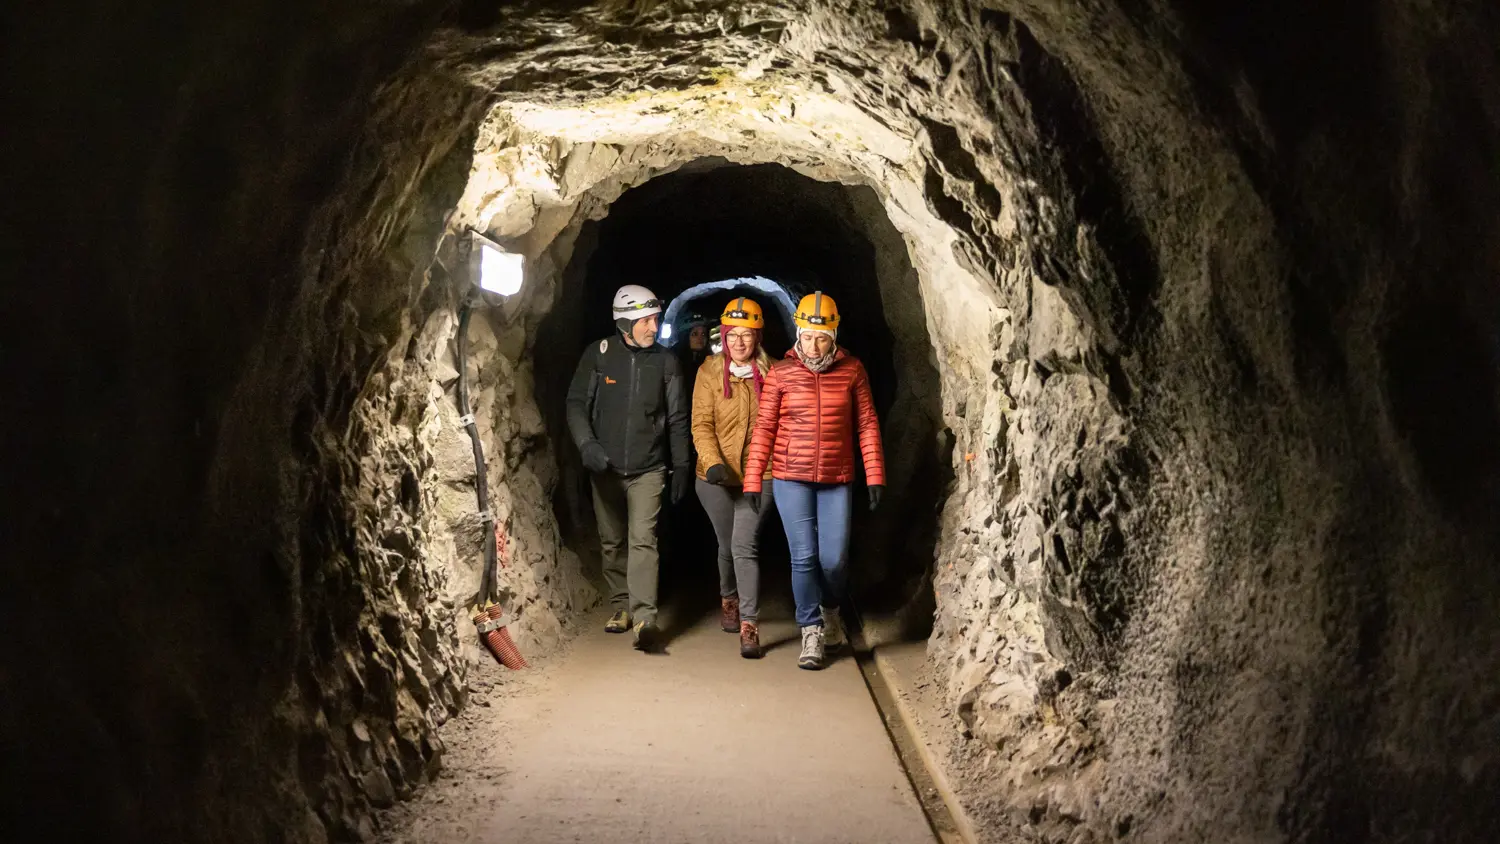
[{"x1": 457, "y1": 298, "x2": 528, "y2": 670}]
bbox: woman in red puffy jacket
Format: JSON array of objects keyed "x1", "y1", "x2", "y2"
[{"x1": 743, "y1": 291, "x2": 885, "y2": 670}]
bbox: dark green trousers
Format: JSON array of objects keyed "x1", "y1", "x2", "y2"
[{"x1": 590, "y1": 467, "x2": 665, "y2": 625}]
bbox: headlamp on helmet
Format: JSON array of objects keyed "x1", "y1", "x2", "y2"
[
  {"x1": 720, "y1": 296, "x2": 765, "y2": 330},
  {"x1": 612, "y1": 284, "x2": 663, "y2": 320},
  {"x1": 793, "y1": 290, "x2": 840, "y2": 332}
]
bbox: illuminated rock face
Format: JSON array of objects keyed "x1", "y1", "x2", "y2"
[{"x1": 6, "y1": 1, "x2": 1498, "y2": 842}]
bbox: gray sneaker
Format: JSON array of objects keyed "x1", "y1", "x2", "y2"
[
  {"x1": 798, "y1": 626, "x2": 825, "y2": 670},
  {"x1": 821, "y1": 606, "x2": 846, "y2": 652}
]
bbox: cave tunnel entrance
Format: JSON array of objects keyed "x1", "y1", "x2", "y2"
[
  {"x1": 534, "y1": 160, "x2": 947, "y2": 636},
  {"x1": 658, "y1": 276, "x2": 798, "y2": 356}
]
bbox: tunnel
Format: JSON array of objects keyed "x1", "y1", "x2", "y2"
[
  {"x1": 533, "y1": 160, "x2": 946, "y2": 628},
  {"x1": 5, "y1": 1, "x2": 1499, "y2": 843}
]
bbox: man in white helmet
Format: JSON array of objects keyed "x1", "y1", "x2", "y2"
[{"x1": 565, "y1": 284, "x2": 692, "y2": 651}]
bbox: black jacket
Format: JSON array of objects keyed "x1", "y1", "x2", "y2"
[{"x1": 566, "y1": 335, "x2": 690, "y2": 475}]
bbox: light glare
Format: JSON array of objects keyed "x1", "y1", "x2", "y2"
[
  {"x1": 479, "y1": 243, "x2": 524, "y2": 295},
  {"x1": 659, "y1": 323, "x2": 672, "y2": 340}
]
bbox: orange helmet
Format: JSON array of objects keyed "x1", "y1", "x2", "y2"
[
  {"x1": 794, "y1": 291, "x2": 840, "y2": 332},
  {"x1": 720, "y1": 296, "x2": 765, "y2": 330}
]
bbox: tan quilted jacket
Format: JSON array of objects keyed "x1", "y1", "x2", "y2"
[{"x1": 691, "y1": 351, "x2": 773, "y2": 484}]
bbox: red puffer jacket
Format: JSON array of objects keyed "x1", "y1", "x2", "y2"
[{"x1": 743, "y1": 348, "x2": 885, "y2": 493}]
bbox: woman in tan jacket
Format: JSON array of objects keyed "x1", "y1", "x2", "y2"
[{"x1": 691, "y1": 297, "x2": 775, "y2": 658}]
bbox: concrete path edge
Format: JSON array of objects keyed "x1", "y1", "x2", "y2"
[{"x1": 867, "y1": 644, "x2": 981, "y2": 844}]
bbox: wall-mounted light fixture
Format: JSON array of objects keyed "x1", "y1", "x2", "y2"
[
  {"x1": 659, "y1": 322, "x2": 673, "y2": 341},
  {"x1": 470, "y1": 229, "x2": 525, "y2": 296}
]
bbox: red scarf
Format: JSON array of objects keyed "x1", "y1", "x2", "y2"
[{"x1": 722, "y1": 330, "x2": 764, "y2": 398}]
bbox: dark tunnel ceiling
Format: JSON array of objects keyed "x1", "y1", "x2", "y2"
[
  {"x1": 583, "y1": 160, "x2": 885, "y2": 309},
  {"x1": 579, "y1": 160, "x2": 901, "y2": 408}
]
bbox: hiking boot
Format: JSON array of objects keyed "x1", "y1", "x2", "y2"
[
  {"x1": 632, "y1": 620, "x2": 660, "y2": 652},
  {"x1": 798, "y1": 626, "x2": 825, "y2": 670},
  {"x1": 720, "y1": 596, "x2": 740, "y2": 633},
  {"x1": 822, "y1": 605, "x2": 846, "y2": 652},
  {"x1": 739, "y1": 621, "x2": 761, "y2": 659},
  {"x1": 605, "y1": 610, "x2": 632, "y2": 633}
]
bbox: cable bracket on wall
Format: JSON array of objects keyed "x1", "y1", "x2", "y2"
[
  {"x1": 459, "y1": 413, "x2": 476, "y2": 427},
  {"x1": 477, "y1": 509, "x2": 494, "y2": 523}
]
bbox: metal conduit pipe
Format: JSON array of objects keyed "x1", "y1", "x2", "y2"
[{"x1": 457, "y1": 298, "x2": 528, "y2": 670}]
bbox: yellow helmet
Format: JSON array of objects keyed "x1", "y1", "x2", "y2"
[
  {"x1": 794, "y1": 291, "x2": 840, "y2": 332},
  {"x1": 720, "y1": 296, "x2": 765, "y2": 330}
]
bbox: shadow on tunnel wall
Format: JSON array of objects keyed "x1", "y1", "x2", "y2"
[{"x1": 534, "y1": 161, "x2": 949, "y2": 633}]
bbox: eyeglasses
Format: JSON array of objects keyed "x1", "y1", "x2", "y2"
[{"x1": 725, "y1": 331, "x2": 756, "y2": 342}]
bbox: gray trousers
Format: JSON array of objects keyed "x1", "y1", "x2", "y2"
[
  {"x1": 695, "y1": 479, "x2": 775, "y2": 622},
  {"x1": 592, "y1": 467, "x2": 665, "y2": 625}
]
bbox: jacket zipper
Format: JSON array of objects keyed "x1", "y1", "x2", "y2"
[
  {"x1": 813, "y1": 367, "x2": 822, "y2": 481},
  {"x1": 740, "y1": 379, "x2": 755, "y2": 480},
  {"x1": 624, "y1": 351, "x2": 638, "y2": 469}
]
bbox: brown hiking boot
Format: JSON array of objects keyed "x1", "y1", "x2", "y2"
[
  {"x1": 720, "y1": 596, "x2": 740, "y2": 633},
  {"x1": 739, "y1": 621, "x2": 762, "y2": 659}
]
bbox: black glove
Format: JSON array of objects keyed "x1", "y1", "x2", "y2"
[
  {"x1": 704, "y1": 464, "x2": 729, "y2": 485},
  {"x1": 580, "y1": 441, "x2": 609, "y2": 474},
  {"x1": 745, "y1": 491, "x2": 761, "y2": 514},
  {"x1": 671, "y1": 468, "x2": 692, "y2": 504},
  {"x1": 868, "y1": 484, "x2": 884, "y2": 511}
]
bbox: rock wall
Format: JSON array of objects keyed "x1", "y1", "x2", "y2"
[
  {"x1": 288, "y1": 253, "x2": 597, "y2": 838},
  {"x1": 278, "y1": 105, "x2": 601, "y2": 837},
  {"x1": 919, "y1": 2, "x2": 1500, "y2": 841},
  {"x1": 4, "y1": 5, "x2": 593, "y2": 840},
  {"x1": 7, "y1": 3, "x2": 465, "y2": 839}
]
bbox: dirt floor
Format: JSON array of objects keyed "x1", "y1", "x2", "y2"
[{"x1": 378, "y1": 597, "x2": 935, "y2": 844}]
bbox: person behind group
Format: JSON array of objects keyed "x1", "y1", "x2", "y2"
[
  {"x1": 666, "y1": 311, "x2": 711, "y2": 472},
  {"x1": 565, "y1": 284, "x2": 692, "y2": 652},
  {"x1": 690, "y1": 296, "x2": 777, "y2": 659},
  {"x1": 678, "y1": 311, "x2": 711, "y2": 370},
  {"x1": 663, "y1": 309, "x2": 712, "y2": 576},
  {"x1": 742, "y1": 291, "x2": 885, "y2": 670}
]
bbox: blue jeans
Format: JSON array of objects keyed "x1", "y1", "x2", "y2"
[{"x1": 772, "y1": 480, "x2": 852, "y2": 627}]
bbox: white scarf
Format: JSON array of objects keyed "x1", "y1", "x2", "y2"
[
  {"x1": 801, "y1": 350, "x2": 837, "y2": 373},
  {"x1": 798, "y1": 329, "x2": 838, "y2": 373},
  {"x1": 728, "y1": 360, "x2": 756, "y2": 379}
]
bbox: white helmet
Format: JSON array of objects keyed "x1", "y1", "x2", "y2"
[{"x1": 612, "y1": 284, "x2": 662, "y2": 320}]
